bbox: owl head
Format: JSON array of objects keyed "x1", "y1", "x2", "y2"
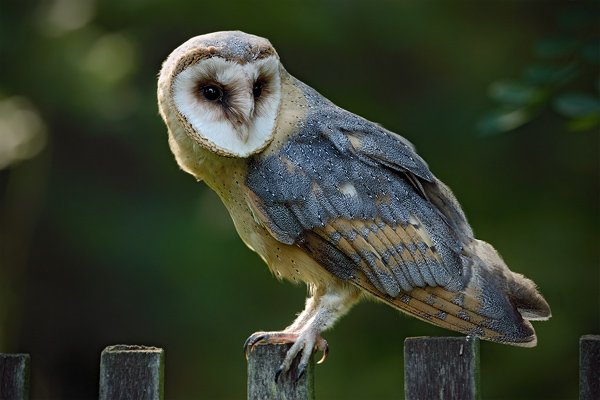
[{"x1": 158, "y1": 31, "x2": 282, "y2": 158}]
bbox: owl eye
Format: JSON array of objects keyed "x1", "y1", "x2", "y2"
[
  {"x1": 201, "y1": 85, "x2": 223, "y2": 101},
  {"x1": 253, "y1": 82, "x2": 263, "y2": 98}
]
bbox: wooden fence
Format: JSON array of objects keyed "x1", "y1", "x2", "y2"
[{"x1": 0, "y1": 335, "x2": 598, "y2": 399}]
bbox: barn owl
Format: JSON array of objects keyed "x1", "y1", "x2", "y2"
[{"x1": 157, "y1": 31, "x2": 551, "y2": 379}]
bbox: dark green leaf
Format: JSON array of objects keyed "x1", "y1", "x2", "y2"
[
  {"x1": 477, "y1": 107, "x2": 533, "y2": 136},
  {"x1": 553, "y1": 92, "x2": 600, "y2": 117},
  {"x1": 581, "y1": 40, "x2": 600, "y2": 64},
  {"x1": 488, "y1": 80, "x2": 543, "y2": 106},
  {"x1": 534, "y1": 37, "x2": 578, "y2": 59},
  {"x1": 566, "y1": 113, "x2": 600, "y2": 132},
  {"x1": 524, "y1": 63, "x2": 579, "y2": 86}
]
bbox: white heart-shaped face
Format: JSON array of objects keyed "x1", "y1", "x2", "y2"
[{"x1": 168, "y1": 54, "x2": 281, "y2": 158}]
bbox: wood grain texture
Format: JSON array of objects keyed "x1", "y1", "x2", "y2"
[
  {"x1": 404, "y1": 336, "x2": 480, "y2": 400},
  {"x1": 580, "y1": 335, "x2": 600, "y2": 400},
  {"x1": 247, "y1": 343, "x2": 314, "y2": 400},
  {"x1": 99, "y1": 345, "x2": 164, "y2": 400},
  {"x1": 0, "y1": 354, "x2": 30, "y2": 400}
]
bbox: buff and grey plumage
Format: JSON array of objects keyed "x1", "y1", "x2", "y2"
[{"x1": 157, "y1": 31, "x2": 551, "y2": 376}]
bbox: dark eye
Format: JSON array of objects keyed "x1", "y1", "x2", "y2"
[
  {"x1": 201, "y1": 85, "x2": 222, "y2": 101},
  {"x1": 253, "y1": 82, "x2": 263, "y2": 98}
]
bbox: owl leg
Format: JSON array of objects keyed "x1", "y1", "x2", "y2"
[{"x1": 244, "y1": 283, "x2": 360, "y2": 380}]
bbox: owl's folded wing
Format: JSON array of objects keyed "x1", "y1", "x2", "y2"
[
  {"x1": 299, "y1": 220, "x2": 501, "y2": 341},
  {"x1": 245, "y1": 106, "x2": 540, "y2": 345}
]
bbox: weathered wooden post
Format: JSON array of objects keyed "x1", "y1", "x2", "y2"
[
  {"x1": 247, "y1": 343, "x2": 315, "y2": 400},
  {"x1": 0, "y1": 353, "x2": 30, "y2": 400},
  {"x1": 404, "y1": 336, "x2": 480, "y2": 400},
  {"x1": 99, "y1": 345, "x2": 164, "y2": 400},
  {"x1": 580, "y1": 335, "x2": 600, "y2": 400}
]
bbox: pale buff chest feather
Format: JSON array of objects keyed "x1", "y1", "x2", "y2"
[{"x1": 161, "y1": 71, "x2": 339, "y2": 288}]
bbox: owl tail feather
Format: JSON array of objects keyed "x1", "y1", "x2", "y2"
[
  {"x1": 471, "y1": 239, "x2": 551, "y2": 322},
  {"x1": 506, "y1": 272, "x2": 551, "y2": 321},
  {"x1": 450, "y1": 239, "x2": 552, "y2": 346}
]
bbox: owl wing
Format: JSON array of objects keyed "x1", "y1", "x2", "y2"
[{"x1": 245, "y1": 102, "x2": 538, "y2": 345}]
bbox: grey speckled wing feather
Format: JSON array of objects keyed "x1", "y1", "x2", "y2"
[{"x1": 246, "y1": 80, "x2": 470, "y2": 297}]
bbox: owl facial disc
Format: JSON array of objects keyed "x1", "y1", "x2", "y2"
[{"x1": 159, "y1": 31, "x2": 282, "y2": 158}]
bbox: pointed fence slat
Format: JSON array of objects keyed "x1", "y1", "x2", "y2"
[
  {"x1": 404, "y1": 336, "x2": 480, "y2": 400},
  {"x1": 99, "y1": 345, "x2": 164, "y2": 400},
  {"x1": 247, "y1": 343, "x2": 315, "y2": 400},
  {"x1": 580, "y1": 335, "x2": 600, "y2": 400},
  {"x1": 0, "y1": 353, "x2": 30, "y2": 400}
]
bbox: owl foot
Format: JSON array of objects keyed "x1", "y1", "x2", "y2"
[{"x1": 244, "y1": 330, "x2": 329, "y2": 382}]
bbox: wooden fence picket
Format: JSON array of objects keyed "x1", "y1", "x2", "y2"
[
  {"x1": 404, "y1": 336, "x2": 480, "y2": 400},
  {"x1": 247, "y1": 343, "x2": 315, "y2": 400},
  {"x1": 99, "y1": 345, "x2": 164, "y2": 400},
  {"x1": 0, "y1": 353, "x2": 30, "y2": 400},
  {"x1": 0, "y1": 335, "x2": 597, "y2": 399},
  {"x1": 580, "y1": 335, "x2": 600, "y2": 400}
]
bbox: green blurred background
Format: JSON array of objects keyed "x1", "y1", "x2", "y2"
[{"x1": 1, "y1": 1, "x2": 598, "y2": 399}]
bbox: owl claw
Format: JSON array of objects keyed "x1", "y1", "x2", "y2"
[
  {"x1": 316, "y1": 339, "x2": 329, "y2": 364},
  {"x1": 244, "y1": 331, "x2": 300, "y2": 359},
  {"x1": 294, "y1": 363, "x2": 306, "y2": 383},
  {"x1": 244, "y1": 330, "x2": 329, "y2": 381},
  {"x1": 274, "y1": 366, "x2": 283, "y2": 383},
  {"x1": 243, "y1": 332, "x2": 267, "y2": 359}
]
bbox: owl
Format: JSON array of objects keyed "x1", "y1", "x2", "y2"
[{"x1": 157, "y1": 31, "x2": 551, "y2": 378}]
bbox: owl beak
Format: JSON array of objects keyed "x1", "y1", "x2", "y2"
[
  {"x1": 234, "y1": 95, "x2": 254, "y2": 143},
  {"x1": 237, "y1": 124, "x2": 250, "y2": 143}
]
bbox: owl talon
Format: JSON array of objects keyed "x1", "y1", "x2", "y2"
[
  {"x1": 294, "y1": 363, "x2": 306, "y2": 383},
  {"x1": 244, "y1": 331, "x2": 300, "y2": 359},
  {"x1": 244, "y1": 330, "x2": 328, "y2": 381},
  {"x1": 244, "y1": 332, "x2": 269, "y2": 359},
  {"x1": 316, "y1": 339, "x2": 329, "y2": 364},
  {"x1": 274, "y1": 366, "x2": 283, "y2": 383}
]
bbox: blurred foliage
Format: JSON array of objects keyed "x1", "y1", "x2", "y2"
[
  {"x1": 0, "y1": 98, "x2": 47, "y2": 170},
  {"x1": 0, "y1": 1, "x2": 598, "y2": 399},
  {"x1": 479, "y1": 5, "x2": 600, "y2": 135}
]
